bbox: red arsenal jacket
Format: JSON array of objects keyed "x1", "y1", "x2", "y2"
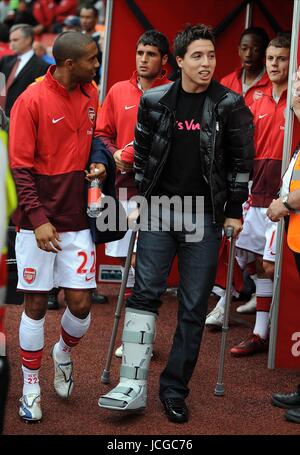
[
  {"x1": 250, "y1": 86, "x2": 287, "y2": 207},
  {"x1": 221, "y1": 67, "x2": 271, "y2": 107},
  {"x1": 94, "y1": 70, "x2": 170, "y2": 198},
  {"x1": 9, "y1": 66, "x2": 98, "y2": 232}
]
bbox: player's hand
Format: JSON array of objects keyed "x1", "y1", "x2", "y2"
[
  {"x1": 85, "y1": 163, "x2": 106, "y2": 181},
  {"x1": 34, "y1": 223, "x2": 61, "y2": 253},
  {"x1": 114, "y1": 149, "x2": 133, "y2": 172},
  {"x1": 223, "y1": 218, "x2": 243, "y2": 238}
]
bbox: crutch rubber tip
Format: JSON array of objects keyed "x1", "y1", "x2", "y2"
[
  {"x1": 214, "y1": 384, "x2": 225, "y2": 396},
  {"x1": 101, "y1": 370, "x2": 111, "y2": 384}
]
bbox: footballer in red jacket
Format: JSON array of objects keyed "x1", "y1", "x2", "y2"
[{"x1": 9, "y1": 32, "x2": 107, "y2": 422}]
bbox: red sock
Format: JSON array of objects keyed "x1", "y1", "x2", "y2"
[{"x1": 256, "y1": 296, "x2": 272, "y2": 312}]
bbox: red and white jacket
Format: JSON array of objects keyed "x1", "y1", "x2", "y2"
[
  {"x1": 250, "y1": 86, "x2": 287, "y2": 208},
  {"x1": 220, "y1": 67, "x2": 271, "y2": 107},
  {"x1": 9, "y1": 66, "x2": 98, "y2": 232},
  {"x1": 94, "y1": 70, "x2": 170, "y2": 198}
]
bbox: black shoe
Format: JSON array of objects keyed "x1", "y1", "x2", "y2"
[
  {"x1": 271, "y1": 385, "x2": 300, "y2": 409},
  {"x1": 285, "y1": 407, "x2": 300, "y2": 423},
  {"x1": 47, "y1": 293, "x2": 59, "y2": 310},
  {"x1": 91, "y1": 292, "x2": 108, "y2": 304},
  {"x1": 161, "y1": 398, "x2": 189, "y2": 423}
]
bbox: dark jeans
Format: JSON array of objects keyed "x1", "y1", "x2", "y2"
[{"x1": 127, "y1": 212, "x2": 222, "y2": 399}]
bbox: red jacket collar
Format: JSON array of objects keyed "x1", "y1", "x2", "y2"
[
  {"x1": 129, "y1": 69, "x2": 170, "y2": 91},
  {"x1": 235, "y1": 66, "x2": 270, "y2": 86},
  {"x1": 264, "y1": 84, "x2": 287, "y2": 102},
  {"x1": 45, "y1": 65, "x2": 95, "y2": 97}
]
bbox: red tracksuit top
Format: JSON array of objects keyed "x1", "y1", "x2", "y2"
[
  {"x1": 220, "y1": 67, "x2": 271, "y2": 107},
  {"x1": 9, "y1": 66, "x2": 98, "y2": 232},
  {"x1": 94, "y1": 70, "x2": 170, "y2": 199},
  {"x1": 250, "y1": 86, "x2": 287, "y2": 208}
]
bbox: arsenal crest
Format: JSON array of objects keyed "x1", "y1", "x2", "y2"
[
  {"x1": 88, "y1": 107, "x2": 96, "y2": 123},
  {"x1": 253, "y1": 90, "x2": 263, "y2": 101},
  {"x1": 23, "y1": 267, "x2": 36, "y2": 284}
]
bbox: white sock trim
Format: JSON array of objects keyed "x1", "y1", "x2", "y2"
[
  {"x1": 61, "y1": 307, "x2": 91, "y2": 339},
  {"x1": 256, "y1": 278, "x2": 273, "y2": 297},
  {"x1": 19, "y1": 312, "x2": 45, "y2": 351}
]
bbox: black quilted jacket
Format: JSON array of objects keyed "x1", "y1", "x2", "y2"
[{"x1": 134, "y1": 78, "x2": 254, "y2": 224}]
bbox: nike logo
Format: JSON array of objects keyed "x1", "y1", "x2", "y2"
[
  {"x1": 258, "y1": 114, "x2": 268, "y2": 119},
  {"x1": 125, "y1": 105, "x2": 136, "y2": 110},
  {"x1": 52, "y1": 116, "x2": 65, "y2": 124},
  {"x1": 85, "y1": 276, "x2": 94, "y2": 282},
  {"x1": 22, "y1": 358, "x2": 35, "y2": 362}
]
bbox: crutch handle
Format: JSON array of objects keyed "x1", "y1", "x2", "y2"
[{"x1": 225, "y1": 225, "x2": 234, "y2": 239}]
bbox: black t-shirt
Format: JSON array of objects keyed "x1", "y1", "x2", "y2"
[{"x1": 155, "y1": 87, "x2": 212, "y2": 210}]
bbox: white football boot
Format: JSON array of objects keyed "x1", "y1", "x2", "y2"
[
  {"x1": 205, "y1": 304, "x2": 224, "y2": 327},
  {"x1": 115, "y1": 344, "x2": 123, "y2": 358},
  {"x1": 51, "y1": 344, "x2": 74, "y2": 398},
  {"x1": 19, "y1": 393, "x2": 42, "y2": 422},
  {"x1": 236, "y1": 294, "x2": 257, "y2": 314}
]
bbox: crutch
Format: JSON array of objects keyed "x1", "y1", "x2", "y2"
[
  {"x1": 214, "y1": 225, "x2": 235, "y2": 396},
  {"x1": 101, "y1": 230, "x2": 137, "y2": 384}
]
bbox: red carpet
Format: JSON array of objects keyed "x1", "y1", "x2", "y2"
[{"x1": 3, "y1": 284, "x2": 300, "y2": 435}]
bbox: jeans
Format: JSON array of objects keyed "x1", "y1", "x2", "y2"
[{"x1": 127, "y1": 211, "x2": 222, "y2": 399}]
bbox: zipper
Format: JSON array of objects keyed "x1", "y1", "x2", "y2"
[
  {"x1": 207, "y1": 93, "x2": 227, "y2": 224},
  {"x1": 143, "y1": 106, "x2": 176, "y2": 199},
  {"x1": 210, "y1": 117, "x2": 217, "y2": 223}
]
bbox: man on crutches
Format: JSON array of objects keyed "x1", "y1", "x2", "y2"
[
  {"x1": 98, "y1": 23, "x2": 254, "y2": 423},
  {"x1": 94, "y1": 30, "x2": 170, "y2": 357}
]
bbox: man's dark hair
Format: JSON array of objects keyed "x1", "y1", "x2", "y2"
[
  {"x1": 136, "y1": 30, "x2": 169, "y2": 57},
  {"x1": 79, "y1": 3, "x2": 98, "y2": 17},
  {"x1": 240, "y1": 26, "x2": 270, "y2": 51},
  {"x1": 173, "y1": 23, "x2": 215, "y2": 58},
  {"x1": 10, "y1": 24, "x2": 34, "y2": 45},
  {"x1": 52, "y1": 31, "x2": 94, "y2": 66},
  {"x1": 268, "y1": 32, "x2": 291, "y2": 49}
]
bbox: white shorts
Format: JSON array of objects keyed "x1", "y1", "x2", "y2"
[
  {"x1": 16, "y1": 229, "x2": 96, "y2": 291},
  {"x1": 236, "y1": 206, "x2": 277, "y2": 262},
  {"x1": 105, "y1": 200, "x2": 137, "y2": 258}
]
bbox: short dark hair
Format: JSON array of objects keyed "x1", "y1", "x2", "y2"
[
  {"x1": 173, "y1": 23, "x2": 215, "y2": 58},
  {"x1": 52, "y1": 31, "x2": 94, "y2": 66},
  {"x1": 10, "y1": 24, "x2": 34, "y2": 44},
  {"x1": 268, "y1": 32, "x2": 291, "y2": 49},
  {"x1": 240, "y1": 27, "x2": 270, "y2": 51},
  {"x1": 136, "y1": 29, "x2": 169, "y2": 57},
  {"x1": 79, "y1": 4, "x2": 98, "y2": 18}
]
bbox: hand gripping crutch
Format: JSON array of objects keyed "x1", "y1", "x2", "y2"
[
  {"x1": 214, "y1": 225, "x2": 236, "y2": 396},
  {"x1": 101, "y1": 230, "x2": 137, "y2": 384}
]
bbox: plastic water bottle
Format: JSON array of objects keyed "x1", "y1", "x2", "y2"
[{"x1": 87, "y1": 178, "x2": 102, "y2": 218}]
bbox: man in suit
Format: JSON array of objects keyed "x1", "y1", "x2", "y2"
[{"x1": 0, "y1": 23, "x2": 49, "y2": 117}]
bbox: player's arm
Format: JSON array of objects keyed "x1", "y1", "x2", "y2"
[
  {"x1": 94, "y1": 87, "x2": 118, "y2": 155},
  {"x1": 224, "y1": 95, "x2": 254, "y2": 236},
  {"x1": 9, "y1": 94, "x2": 61, "y2": 253}
]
